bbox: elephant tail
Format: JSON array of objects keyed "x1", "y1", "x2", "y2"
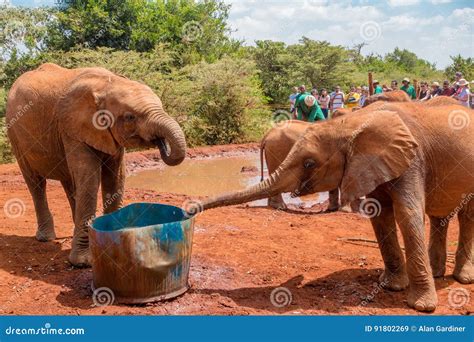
[{"x1": 259, "y1": 139, "x2": 266, "y2": 182}]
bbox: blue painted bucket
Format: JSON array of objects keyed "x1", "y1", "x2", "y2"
[{"x1": 90, "y1": 203, "x2": 194, "y2": 303}]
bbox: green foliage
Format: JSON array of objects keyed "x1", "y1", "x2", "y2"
[
  {"x1": 46, "y1": 0, "x2": 240, "y2": 65},
  {"x1": 250, "y1": 38, "x2": 355, "y2": 103},
  {"x1": 0, "y1": 118, "x2": 14, "y2": 163},
  {"x1": 160, "y1": 58, "x2": 270, "y2": 146},
  {"x1": 444, "y1": 55, "x2": 474, "y2": 82},
  {"x1": 0, "y1": 7, "x2": 53, "y2": 57}
]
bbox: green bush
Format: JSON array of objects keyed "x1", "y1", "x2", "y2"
[{"x1": 0, "y1": 118, "x2": 14, "y2": 163}]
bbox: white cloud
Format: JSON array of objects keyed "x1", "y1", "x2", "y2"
[
  {"x1": 430, "y1": 0, "x2": 452, "y2": 4},
  {"x1": 387, "y1": 0, "x2": 420, "y2": 7},
  {"x1": 227, "y1": 1, "x2": 473, "y2": 68}
]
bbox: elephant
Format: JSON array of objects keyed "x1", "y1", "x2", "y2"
[
  {"x1": 363, "y1": 90, "x2": 411, "y2": 107},
  {"x1": 259, "y1": 120, "x2": 340, "y2": 211},
  {"x1": 6, "y1": 63, "x2": 187, "y2": 267},
  {"x1": 198, "y1": 101, "x2": 473, "y2": 311}
]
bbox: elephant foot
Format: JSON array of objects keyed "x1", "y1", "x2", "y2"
[
  {"x1": 268, "y1": 198, "x2": 287, "y2": 210},
  {"x1": 35, "y1": 227, "x2": 56, "y2": 242},
  {"x1": 407, "y1": 284, "x2": 438, "y2": 312},
  {"x1": 379, "y1": 269, "x2": 409, "y2": 291},
  {"x1": 69, "y1": 249, "x2": 92, "y2": 268},
  {"x1": 453, "y1": 264, "x2": 473, "y2": 284}
]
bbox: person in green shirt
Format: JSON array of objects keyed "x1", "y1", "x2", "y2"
[
  {"x1": 373, "y1": 80, "x2": 383, "y2": 94},
  {"x1": 295, "y1": 94, "x2": 325, "y2": 122},
  {"x1": 400, "y1": 77, "x2": 416, "y2": 99}
]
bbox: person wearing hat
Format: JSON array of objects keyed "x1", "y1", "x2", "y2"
[
  {"x1": 373, "y1": 80, "x2": 383, "y2": 94},
  {"x1": 400, "y1": 77, "x2": 416, "y2": 99},
  {"x1": 440, "y1": 80, "x2": 455, "y2": 96},
  {"x1": 294, "y1": 93, "x2": 325, "y2": 122},
  {"x1": 429, "y1": 81, "x2": 442, "y2": 98},
  {"x1": 452, "y1": 72, "x2": 463, "y2": 90},
  {"x1": 453, "y1": 79, "x2": 470, "y2": 107}
]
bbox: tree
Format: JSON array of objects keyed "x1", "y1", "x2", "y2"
[
  {"x1": 444, "y1": 55, "x2": 474, "y2": 82},
  {"x1": 46, "y1": 0, "x2": 240, "y2": 65},
  {"x1": 0, "y1": 7, "x2": 53, "y2": 58}
]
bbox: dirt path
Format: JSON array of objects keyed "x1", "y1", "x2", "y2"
[{"x1": 0, "y1": 144, "x2": 471, "y2": 315}]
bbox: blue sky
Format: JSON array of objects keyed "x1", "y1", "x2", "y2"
[{"x1": 5, "y1": 0, "x2": 474, "y2": 68}]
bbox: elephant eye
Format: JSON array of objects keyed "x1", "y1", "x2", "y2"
[
  {"x1": 304, "y1": 159, "x2": 316, "y2": 169},
  {"x1": 124, "y1": 112, "x2": 136, "y2": 122}
]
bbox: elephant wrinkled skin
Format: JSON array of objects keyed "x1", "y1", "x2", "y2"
[
  {"x1": 260, "y1": 120, "x2": 340, "y2": 210},
  {"x1": 6, "y1": 63, "x2": 187, "y2": 267},
  {"x1": 200, "y1": 101, "x2": 474, "y2": 312}
]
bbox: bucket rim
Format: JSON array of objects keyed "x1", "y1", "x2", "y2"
[{"x1": 91, "y1": 202, "x2": 194, "y2": 233}]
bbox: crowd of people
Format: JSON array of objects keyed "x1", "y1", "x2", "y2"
[{"x1": 289, "y1": 71, "x2": 473, "y2": 122}]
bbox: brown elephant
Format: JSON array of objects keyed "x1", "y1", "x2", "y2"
[
  {"x1": 198, "y1": 101, "x2": 473, "y2": 311},
  {"x1": 260, "y1": 120, "x2": 339, "y2": 210},
  {"x1": 363, "y1": 89, "x2": 411, "y2": 107},
  {"x1": 6, "y1": 63, "x2": 187, "y2": 267}
]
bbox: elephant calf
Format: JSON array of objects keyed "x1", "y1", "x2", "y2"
[
  {"x1": 260, "y1": 120, "x2": 340, "y2": 210},
  {"x1": 6, "y1": 63, "x2": 187, "y2": 267},
  {"x1": 199, "y1": 101, "x2": 473, "y2": 312}
]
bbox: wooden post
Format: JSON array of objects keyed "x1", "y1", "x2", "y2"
[
  {"x1": 368, "y1": 72, "x2": 374, "y2": 95},
  {"x1": 413, "y1": 79, "x2": 419, "y2": 99}
]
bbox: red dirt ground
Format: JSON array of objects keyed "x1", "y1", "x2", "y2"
[{"x1": 0, "y1": 144, "x2": 471, "y2": 315}]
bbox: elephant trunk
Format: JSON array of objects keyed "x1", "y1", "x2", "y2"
[
  {"x1": 202, "y1": 168, "x2": 285, "y2": 210},
  {"x1": 149, "y1": 111, "x2": 187, "y2": 166}
]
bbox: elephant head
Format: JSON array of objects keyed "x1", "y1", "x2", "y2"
[
  {"x1": 56, "y1": 69, "x2": 186, "y2": 165},
  {"x1": 200, "y1": 107, "x2": 418, "y2": 210}
]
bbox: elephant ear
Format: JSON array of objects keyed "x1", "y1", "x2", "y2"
[
  {"x1": 340, "y1": 110, "x2": 418, "y2": 204},
  {"x1": 56, "y1": 74, "x2": 119, "y2": 155}
]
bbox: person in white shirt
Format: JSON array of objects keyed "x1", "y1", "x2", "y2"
[{"x1": 329, "y1": 86, "x2": 345, "y2": 116}]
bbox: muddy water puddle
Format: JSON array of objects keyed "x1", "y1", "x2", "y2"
[{"x1": 127, "y1": 153, "x2": 327, "y2": 207}]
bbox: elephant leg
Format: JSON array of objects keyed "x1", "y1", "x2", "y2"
[
  {"x1": 101, "y1": 152, "x2": 125, "y2": 214},
  {"x1": 393, "y1": 194, "x2": 437, "y2": 312},
  {"x1": 428, "y1": 215, "x2": 449, "y2": 278},
  {"x1": 23, "y1": 173, "x2": 56, "y2": 242},
  {"x1": 268, "y1": 194, "x2": 286, "y2": 210},
  {"x1": 60, "y1": 179, "x2": 76, "y2": 221},
  {"x1": 64, "y1": 140, "x2": 102, "y2": 267},
  {"x1": 327, "y1": 188, "x2": 339, "y2": 211},
  {"x1": 370, "y1": 202, "x2": 408, "y2": 291},
  {"x1": 454, "y1": 202, "x2": 473, "y2": 284}
]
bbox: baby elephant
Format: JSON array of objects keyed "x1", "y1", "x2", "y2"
[
  {"x1": 260, "y1": 121, "x2": 340, "y2": 210},
  {"x1": 201, "y1": 101, "x2": 474, "y2": 312},
  {"x1": 7, "y1": 63, "x2": 187, "y2": 266}
]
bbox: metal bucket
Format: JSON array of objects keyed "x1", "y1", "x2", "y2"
[{"x1": 90, "y1": 202, "x2": 194, "y2": 304}]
